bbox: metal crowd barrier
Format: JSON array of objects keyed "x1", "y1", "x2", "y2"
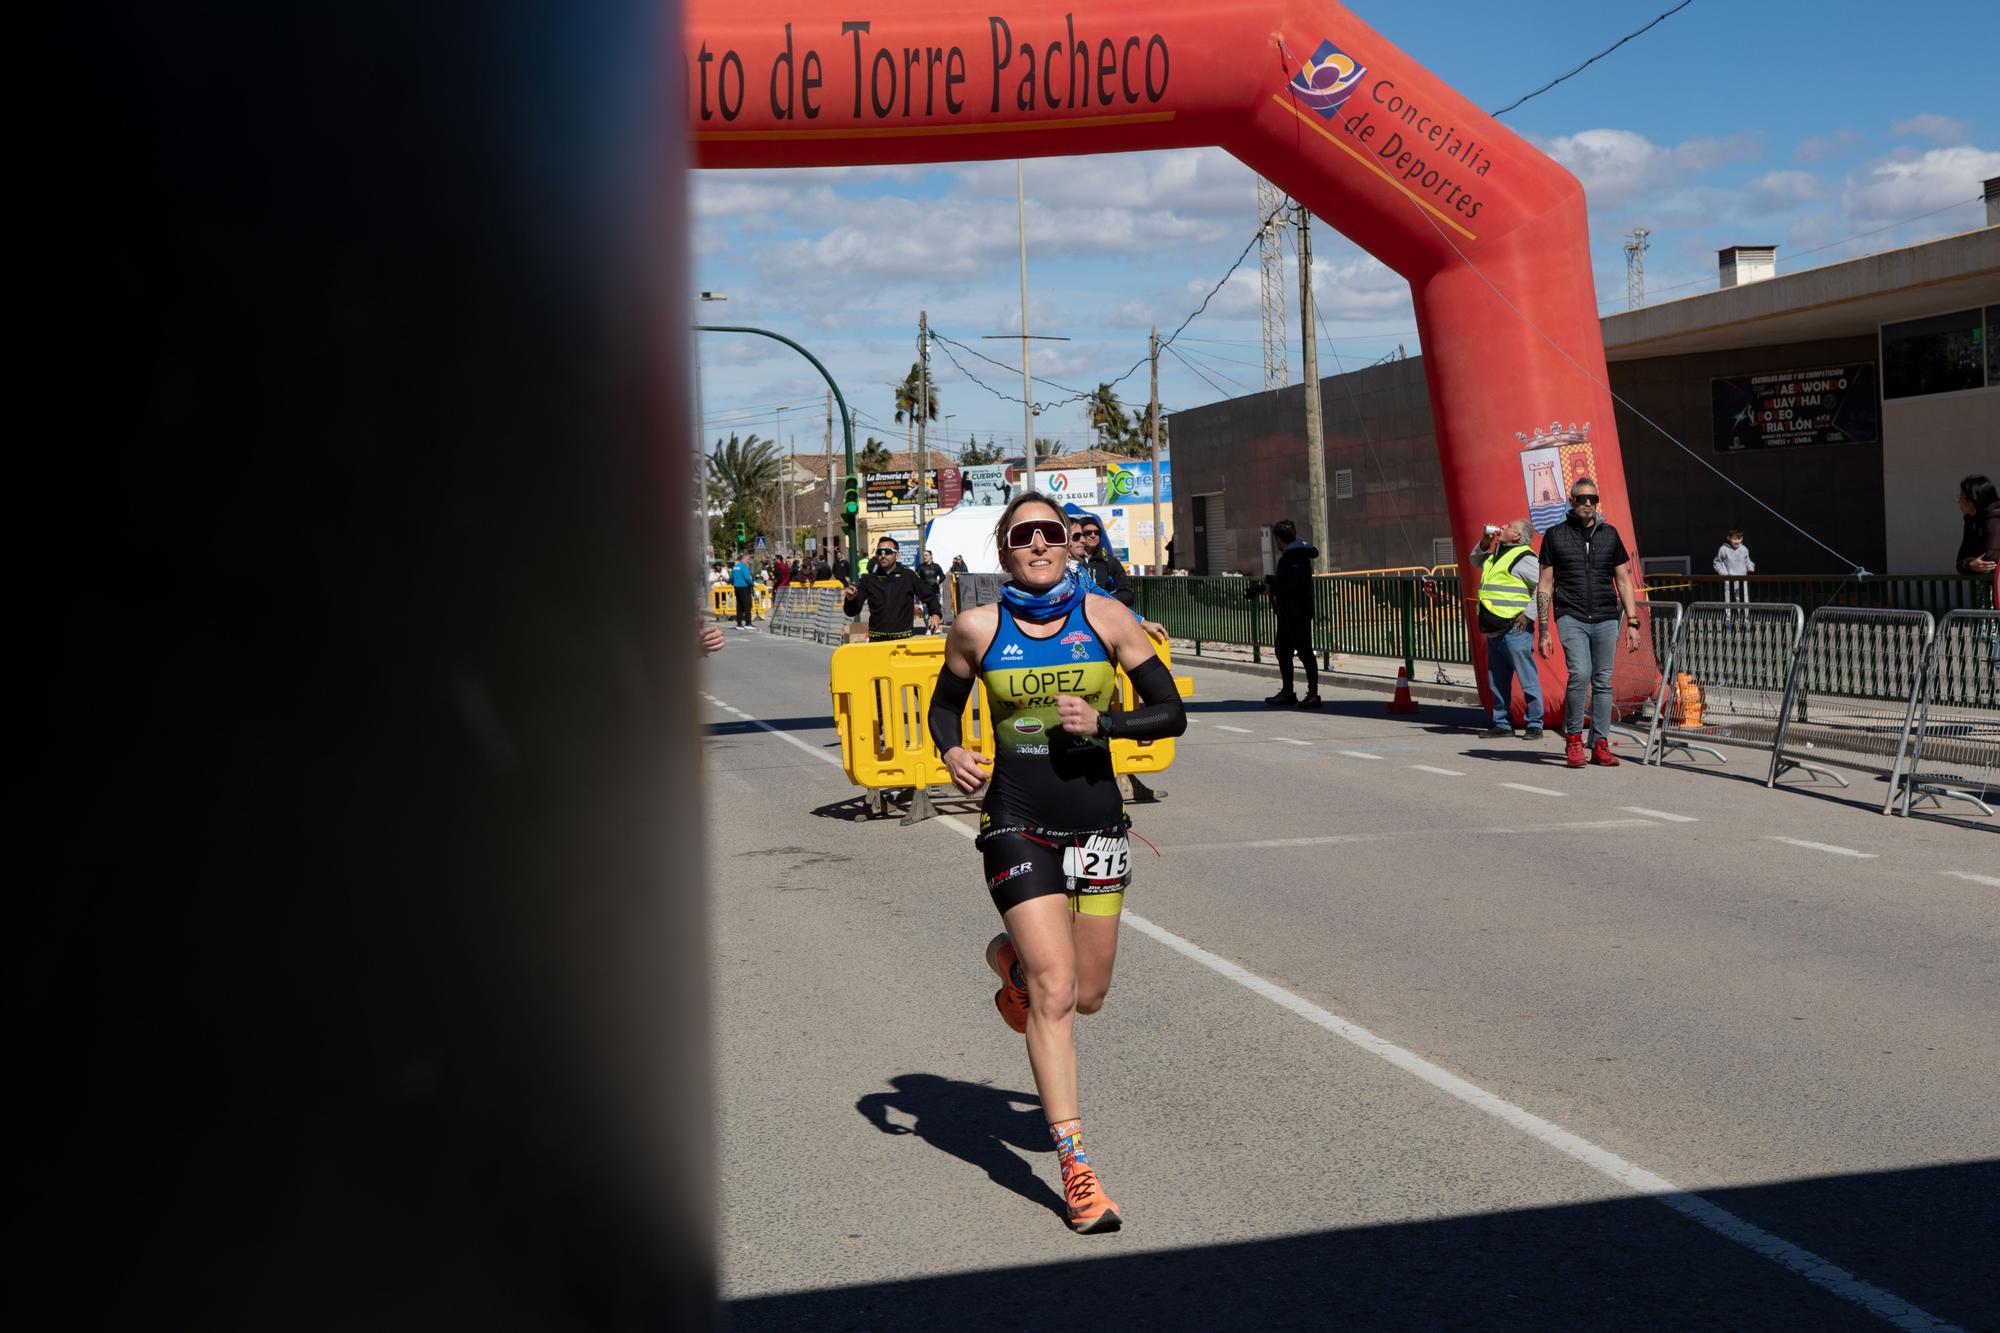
[
  {"x1": 1646, "y1": 602, "x2": 1803, "y2": 769},
  {"x1": 1612, "y1": 599, "x2": 1680, "y2": 760},
  {"x1": 1896, "y1": 608, "x2": 1999, "y2": 817},
  {"x1": 1769, "y1": 607, "x2": 1934, "y2": 806},
  {"x1": 827, "y1": 635, "x2": 1192, "y2": 823}
]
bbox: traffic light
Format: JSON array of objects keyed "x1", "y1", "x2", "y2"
[{"x1": 842, "y1": 473, "x2": 861, "y2": 517}]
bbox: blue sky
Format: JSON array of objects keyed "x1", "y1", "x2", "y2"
[{"x1": 690, "y1": 0, "x2": 1999, "y2": 461}]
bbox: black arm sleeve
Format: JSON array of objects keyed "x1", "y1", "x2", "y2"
[
  {"x1": 1097, "y1": 656, "x2": 1185, "y2": 741},
  {"x1": 929, "y1": 664, "x2": 974, "y2": 755}
]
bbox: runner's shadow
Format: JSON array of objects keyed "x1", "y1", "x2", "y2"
[{"x1": 855, "y1": 1074, "x2": 1065, "y2": 1217}]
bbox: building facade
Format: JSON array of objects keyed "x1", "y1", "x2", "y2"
[{"x1": 1171, "y1": 222, "x2": 1999, "y2": 577}]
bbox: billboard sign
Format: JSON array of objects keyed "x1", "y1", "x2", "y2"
[
  {"x1": 960, "y1": 463, "x2": 1014, "y2": 508},
  {"x1": 1711, "y1": 363, "x2": 1879, "y2": 452},
  {"x1": 1040, "y1": 467, "x2": 1100, "y2": 508},
  {"x1": 1104, "y1": 459, "x2": 1172, "y2": 503}
]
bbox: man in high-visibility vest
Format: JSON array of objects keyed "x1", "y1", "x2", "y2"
[{"x1": 1471, "y1": 517, "x2": 1544, "y2": 740}]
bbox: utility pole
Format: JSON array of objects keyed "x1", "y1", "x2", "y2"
[
  {"x1": 773, "y1": 404, "x2": 786, "y2": 554},
  {"x1": 1255, "y1": 178, "x2": 1289, "y2": 390},
  {"x1": 915, "y1": 311, "x2": 930, "y2": 565},
  {"x1": 1017, "y1": 161, "x2": 1035, "y2": 491},
  {"x1": 1624, "y1": 227, "x2": 1651, "y2": 310},
  {"x1": 823, "y1": 389, "x2": 833, "y2": 563},
  {"x1": 1297, "y1": 207, "x2": 1329, "y2": 573},
  {"x1": 1148, "y1": 325, "x2": 1164, "y2": 574}
]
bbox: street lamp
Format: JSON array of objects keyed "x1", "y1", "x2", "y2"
[{"x1": 694, "y1": 291, "x2": 727, "y2": 569}]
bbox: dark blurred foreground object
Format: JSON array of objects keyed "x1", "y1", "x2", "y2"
[{"x1": 18, "y1": 2, "x2": 711, "y2": 1327}]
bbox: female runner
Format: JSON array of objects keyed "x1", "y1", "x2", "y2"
[{"x1": 927, "y1": 493, "x2": 1187, "y2": 1233}]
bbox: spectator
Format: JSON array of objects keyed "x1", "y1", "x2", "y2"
[
  {"x1": 730, "y1": 552, "x2": 755, "y2": 630},
  {"x1": 1470, "y1": 518, "x2": 1543, "y2": 739},
  {"x1": 1712, "y1": 527, "x2": 1754, "y2": 604},
  {"x1": 1165, "y1": 536, "x2": 1178, "y2": 573},
  {"x1": 915, "y1": 547, "x2": 946, "y2": 628},
  {"x1": 1243, "y1": 518, "x2": 1320, "y2": 708},
  {"x1": 1535, "y1": 478, "x2": 1641, "y2": 768},
  {"x1": 773, "y1": 554, "x2": 792, "y2": 589},
  {"x1": 1072, "y1": 515, "x2": 1133, "y2": 605},
  {"x1": 949, "y1": 553, "x2": 969, "y2": 575},
  {"x1": 844, "y1": 538, "x2": 940, "y2": 641},
  {"x1": 814, "y1": 555, "x2": 833, "y2": 582},
  {"x1": 1955, "y1": 473, "x2": 1998, "y2": 577}
]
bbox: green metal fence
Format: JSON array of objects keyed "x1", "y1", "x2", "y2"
[
  {"x1": 1132, "y1": 572, "x2": 1993, "y2": 681},
  {"x1": 1134, "y1": 572, "x2": 1473, "y2": 673}
]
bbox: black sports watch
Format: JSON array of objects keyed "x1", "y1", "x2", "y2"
[{"x1": 1626, "y1": 616, "x2": 1641, "y2": 627}]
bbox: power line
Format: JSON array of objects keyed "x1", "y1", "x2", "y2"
[{"x1": 1490, "y1": 0, "x2": 1694, "y2": 118}]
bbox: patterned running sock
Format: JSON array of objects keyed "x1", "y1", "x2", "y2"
[{"x1": 1049, "y1": 1117, "x2": 1092, "y2": 1178}]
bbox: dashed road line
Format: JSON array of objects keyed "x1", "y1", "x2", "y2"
[
  {"x1": 701, "y1": 693, "x2": 842, "y2": 769},
  {"x1": 1337, "y1": 750, "x2": 1384, "y2": 761},
  {"x1": 1162, "y1": 819, "x2": 1658, "y2": 853},
  {"x1": 1274, "y1": 737, "x2": 1312, "y2": 746},
  {"x1": 1410, "y1": 764, "x2": 1465, "y2": 776},
  {"x1": 1215, "y1": 724, "x2": 1254, "y2": 734},
  {"x1": 1502, "y1": 782, "x2": 1566, "y2": 797},
  {"x1": 1941, "y1": 870, "x2": 1999, "y2": 888},
  {"x1": 1767, "y1": 837, "x2": 1876, "y2": 859},
  {"x1": 1623, "y1": 806, "x2": 1697, "y2": 823}
]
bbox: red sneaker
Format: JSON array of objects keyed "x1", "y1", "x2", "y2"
[
  {"x1": 1591, "y1": 739, "x2": 1620, "y2": 766},
  {"x1": 1565, "y1": 733, "x2": 1587, "y2": 768},
  {"x1": 1063, "y1": 1165, "x2": 1124, "y2": 1234},
  {"x1": 991, "y1": 935, "x2": 1029, "y2": 1034}
]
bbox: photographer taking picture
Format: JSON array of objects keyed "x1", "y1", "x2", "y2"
[{"x1": 845, "y1": 538, "x2": 942, "y2": 642}]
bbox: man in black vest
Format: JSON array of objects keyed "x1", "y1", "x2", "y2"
[{"x1": 1535, "y1": 477, "x2": 1641, "y2": 768}]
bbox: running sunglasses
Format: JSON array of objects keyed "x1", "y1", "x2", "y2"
[
  {"x1": 1571, "y1": 493, "x2": 1601, "y2": 504},
  {"x1": 1005, "y1": 519, "x2": 1068, "y2": 549}
]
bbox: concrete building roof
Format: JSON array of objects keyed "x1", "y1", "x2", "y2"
[
  {"x1": 1601, "y1": 225, "x2": 1999, "y2": 361},
  {"x1": 786, "y1": 446, "x2": 1144, "y2": 478}
]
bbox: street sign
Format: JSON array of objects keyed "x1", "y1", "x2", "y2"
[{"x1": 754, "y1": 535, "x2": 768, "y2": 552}]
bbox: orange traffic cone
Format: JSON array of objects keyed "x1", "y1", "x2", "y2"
[{"x1": 1387, "y1": 667, "x2": 1420, "y2": 715}]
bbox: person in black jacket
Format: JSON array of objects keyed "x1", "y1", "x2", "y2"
[
  {"x1": 1244, "y1": 518, "x2": 1321, "y2": 708},
  {"x1": 915, "y1": 548, "x2": 948, "y2": 629},
  {"x1": 1955, "y1": 473, "x2": 1998, "y2": 577},
  {"x1": 1071, "y1": 514, "x2": 1134, "y2": 605},
  {"x1": 1534, "y1": 478, "x2": 1640, "y2": 769},
  {"x1": 845, "y1": 539, "x2": 941, "y2": 641}
]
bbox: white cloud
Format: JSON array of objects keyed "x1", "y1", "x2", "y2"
[
  {"x1": 1537, "y1": 129, "x2": 1760, "y2": 208},
  {"x1": 1740, "y1": 169, "x2": 1827, "y2": 215},
  {"x1": 1889, "y1": 114, "x2": 1968, "y2": 146},
  {"x1": 1794, "y1": 129, "x2": 1861, "y2": 163},
  {"x1": 1841, "y1": 144, "x2": 2000, "y2": 228}
]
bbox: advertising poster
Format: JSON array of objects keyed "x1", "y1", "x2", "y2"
[
  {"x1": 1710, "y1": 363, "x2": 1879, "y2": 452},
  {"x1": 1040, "y1": 467, "x2": 1100, "y2": 508},
  {"x1": 1104, "y1": 459, "x2": 1172, "y2": 503},
  {"x1": 961, "y1": 464, "x2": 1014, "y2": 508},
  {"x1": 1105, "y1": 508, "x2": 1132, "y2": 560}
]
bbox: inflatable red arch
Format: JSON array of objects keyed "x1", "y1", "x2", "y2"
[{"x1": 688, "y1": 0, "x2": 1653, "y2": 726}]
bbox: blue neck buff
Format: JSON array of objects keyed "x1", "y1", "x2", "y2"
[{"x1": 1000, "y1": 567, "x2": 1086, "y2": 620}]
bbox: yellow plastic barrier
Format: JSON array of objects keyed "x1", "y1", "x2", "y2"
[
  {"x1": 828, "y1": 634, "x2": 1192, "y2": 793},
  {"x1": 710, "y1": 582, "x2": 774, "y2": 620}
]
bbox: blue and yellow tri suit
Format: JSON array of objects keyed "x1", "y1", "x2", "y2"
[{"x1": 976, "y1": 600, "x2": 1131, "y2": 916}]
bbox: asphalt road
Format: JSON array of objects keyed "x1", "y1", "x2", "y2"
[{"x1": 702, "y1": 627, "x2": 1998, "y2": 1331}]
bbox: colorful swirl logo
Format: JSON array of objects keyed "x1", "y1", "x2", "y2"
[{"x1": 1287, "y1": 40, "x2": 1366, "y2": 120}]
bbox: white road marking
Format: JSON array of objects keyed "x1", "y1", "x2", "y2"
[
  {"x1": 1502, "y1": 782, "x2": 1566, "y2": 797},
  {"x1": 1337, "y1": 749, "x2": 1384, "y2": 761},
  {"x1": 1766, "y1": 837, "x2": 1876, "y2": 859},
  {"x1": 1623, "y1": 806, "x2": 1697, "y2": 823},
  {"x1": 1942, "y1": 870, "x2": 1999, "y2": 888},
  {"x1": 1215, "y1": 724, "x2": 1254, "y2": 734},
  {"x1": 701, "y1": 694, "x2": 842, "y2": 769},
  {"x1": 1166, "y1": 819, "x2": 1657, "y2": 852},
  {"x1": 1274, "y1": 737, "x2": 1312, "y2": 746},
  {"x1": 1410, "y1": 764, "x2": 1465, "y2": 776},
  {"x1": 1114, "y1": 912, "x2": 1954, "y2": 1331}
]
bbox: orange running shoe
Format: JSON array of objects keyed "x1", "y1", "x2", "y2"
[
  {"x1": 991, "y1": 935, "x2": 1029, "y2": 1034},
  {"x1": 1063, "y1": 1166, "x2": 1123, "y2": 1234}
]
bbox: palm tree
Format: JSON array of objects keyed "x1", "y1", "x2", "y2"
[
  {"x1": 1124, "y1": 407, "x2": 1167, "y2": 457},
  {"x1": 958, "y1": 435, "x2": 1002, "y2": 466},
  {"x1": 707, "y1": 432, "x2": 780, "y2": 550},
  {"x1": 856, "y1": 436, "x2": 894, "y2": 475},
  {"x1": 892, "y1": 362, "x2": 939, "y2": 460},
  {"x1": 1086, "y1": 383, "x2": 1129, "y2": 452}
]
